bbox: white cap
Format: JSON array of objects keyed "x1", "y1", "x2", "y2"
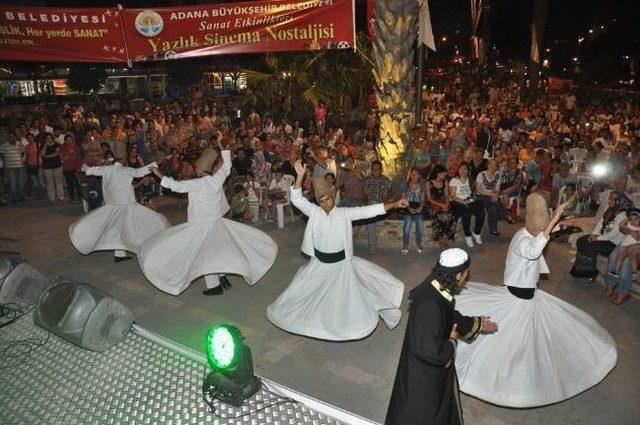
[{"x1": 439, "y1": 248, "x2": 469, "y2": 268}]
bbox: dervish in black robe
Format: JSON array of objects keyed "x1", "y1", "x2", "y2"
[{"x1": 385, "y1": 275, "x2": 482, "y2": 425}]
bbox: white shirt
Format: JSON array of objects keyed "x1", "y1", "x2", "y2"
[
  {"x1": 592, "y1": 212, "x2": 627, "y2": 245},
  {"x1": 160, "y1": 150, "x2": 231, "y2": 222},
  {"x1": 449, "y1": 177, "x2": 472, "y2": 201},
  {"x1": 84, "y1": 162, "x2": 156, "y2": 205},
  {"x1": 290, "y1": 187, "x2": 385, "y2": 258},
  {"x1": 503, "y1": 228, "x2": 550, "y2": 289}
]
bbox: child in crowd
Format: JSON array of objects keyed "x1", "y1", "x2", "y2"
[
  {"x1": 611, "y1": 208, "x2": 640, "y2": 277},
  {"x1": 243, "y1": 171, "x2": 261, "y2": 223},
  {"x1": 229, "y1": 184, "x2": 252, "y2": 221}
]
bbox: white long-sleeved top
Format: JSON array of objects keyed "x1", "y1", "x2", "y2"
[
  {"x1": 290, "y1": 187, "x2": 386, "y2": 259},
  {"x1": 503, "y1": 227, "x2": 550, "y2": 289},
  {"x1": 160, "y1": 150, "x2": 231, "y2": 223},
  {"x1": 84, "y1": 162, "x2": 156, "y2": 205},
  {"x1": 591, "y1": 212, "x2": 627, "y2": 245}
]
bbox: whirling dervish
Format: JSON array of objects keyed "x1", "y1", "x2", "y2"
[
  {"x1": 138, "y1": 142, "x2": 277, "y2": 296},
  {"x1": 267, "y1": 160, "x2": 407, "y2": 341},
  {"x1": 69, "y1": 160, "x2": 170, "y2": 262},
  {"x1": 454, "y1": 193, "x2": 618, "y2": 407}
]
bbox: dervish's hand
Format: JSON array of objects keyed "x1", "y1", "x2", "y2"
[
  {"x1": 552, "y1": 203, "x2": 568, "y2": 222},
  {"x1": 449, "y1": 323, "x2": 459, "y2": 340},
  {"x1": 151, "y1": 167, "x2": 163, "y2": 179},
  {"x1": 480, "y1": 316, "x2": 498, "y2": 333},
  {"x1": 294, "y1": 160, "x2": 306, "y2": 177}
]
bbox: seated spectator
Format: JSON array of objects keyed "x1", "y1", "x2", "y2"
[
  {"x1": 499, "y1": 156, "x2": 523, "y2": 223},
  {"x1": 229, "y1": 184, "x2": 252, "y2": 221},
  {"x1": 552, "y1": 162, "x2": 577, "y2": 206},
  {"x1": 449, "y1": 162, "x2": 485, "y2": 248},
  {"x1": 570, "y1": 191, "x2": 632, "y2": 281},
  {"x1": 604, "y1": 210, "x2": 640, "y2": 305},
  {"x1": 426, "y1": 165, "x2": 455, "y2": 248},
  {"x1": 263, "y1": 168, "x2": 289, "y2": 222}
]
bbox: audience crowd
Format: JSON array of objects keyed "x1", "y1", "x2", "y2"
[{"x1": 1, "y1": 66, "x2": 639, "y2": 304}]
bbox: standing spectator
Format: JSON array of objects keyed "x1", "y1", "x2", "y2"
[
  {"x1": 24, "y1": 133, "x2": 45, "y2": 199},
  {"x1": 40, "y1": 133, "x2": 66, "y2": 202},
  {"x1": 337, "y1": 157, "x2": 365, "y2": 207},
  {"x1": 400, "y1": 167, "x2": 426, "y2": 255},
  {"x1": 0, "y1": 131, "x2": 26, "y2": 203},
  {"x1": 449, "y1": 162, "x2": 485, "y2": 248},
  {"x1": 314, "y1": 101, "x2": 327, "y2": 136},
  {"x1": 363, "y1": 160, "x2": 392, "y2": 252},
  {"x1": 475, "y1": 159, "x2": 502, "y2": 236},
  {"x1": 59, "y1": 134, "x2": 83, "y2": 201},
  {"x1": 426, "y1": 165, "x2": 455, "y2": 248}
]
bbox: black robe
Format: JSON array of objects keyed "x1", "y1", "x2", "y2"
[{"x1": 386, "y1": 277, "x2": 481, "y2": 425}]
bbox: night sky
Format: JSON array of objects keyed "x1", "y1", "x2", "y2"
[{"x1": 2, "y1": 0, "x2": 638, "y2": 77}]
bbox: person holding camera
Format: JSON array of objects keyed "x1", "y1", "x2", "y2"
[{"x1": 400, "y1": 167, "x2": 426, "y2": 255}]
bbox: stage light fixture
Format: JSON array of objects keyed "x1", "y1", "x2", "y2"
[{"x1": 202, "y1": 323, "x2": 261, "y2": 407}]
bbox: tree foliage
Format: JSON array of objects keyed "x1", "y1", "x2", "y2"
[
  {"x1": 240, "y1": 32, "x2": 373, "y2": 119},
  {"x1": 66, "y1": 65, "x2": 107, "y2": 94}
]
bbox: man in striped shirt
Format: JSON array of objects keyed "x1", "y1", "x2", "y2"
[{"x1": 0, "y1": 131, "x2": 26, "y2": 202}]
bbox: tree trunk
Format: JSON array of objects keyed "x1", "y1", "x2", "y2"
[
  {"x1": 527, "y1": 0, "x2": 549, "y2": 100},
  {"x1": 372, "y1": 0, "x2": 418, "y2": 178}
]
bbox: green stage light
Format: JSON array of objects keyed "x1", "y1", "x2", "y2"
[
  {"x1": 203, "y1": 323, "x2": 261, "y2": 407},
  {"x1": 206, "y1": 324, "x2": 239, "y2": 371}
]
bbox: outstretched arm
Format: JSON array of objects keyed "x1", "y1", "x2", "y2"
[
  {"x1": 291, "y1": 160, "x2": 316, "y2": 216},
  {"x1": 516, "y1": 203, "x2": 567, "y2": 259},
  {"x1": 210, "y1": 148, "x2": 232, "y2": 187},
  {"x1": 82, "y1": 164, "x2": 109, "y2": 177},
  {"x1": 345, "y1": 198, "x2": 409, "y2": 221},
  {"x1": 131, "y1": 161, "x2": 157, "y2": 178},
  {"x1": 151, "y1": 166, "x2": 198, "y2": 194}
]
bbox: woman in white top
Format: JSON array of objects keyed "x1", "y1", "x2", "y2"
[
  {"x1": 570, "y1": 191, "x2": 632, "y2": 281},
  {"x1": 449, "y1": 162, "x2": 486, "y2": 248},
  {"x1": 454, "y1": 194, "x2": 617, "y2": 407}
]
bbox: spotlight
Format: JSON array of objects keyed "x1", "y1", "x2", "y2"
[
  {"x1": 591, "y1": 163, "x2": 609, "y2": 178},
  {"x1": 202, "y1": 323, "x2": 261, "y2": 407}
]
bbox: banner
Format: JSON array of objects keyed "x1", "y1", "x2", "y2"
[
  {"x1": 0, "y1": 6, "x2": 129, "y2": 62},
  {"x1": 121, "y1": 0, "x2": 355, "y2": 62},
  {"x1": 418, "y1": 0, "x2": 436, "y2": 51},
  {"x1": 0, "y1": 1, "x2": 355, "y2": 63}
]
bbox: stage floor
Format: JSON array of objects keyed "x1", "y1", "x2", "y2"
[{"x1": 2, "y1": 198, "x2": 639, "y2": 424}]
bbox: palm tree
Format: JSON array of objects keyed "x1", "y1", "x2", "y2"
[{"x1": 372, "y1": 0, "x2": 418, "y2": 177}]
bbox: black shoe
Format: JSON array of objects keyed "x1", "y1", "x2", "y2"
[
  {"x1": 220, "y1": 275, "x2": 232, "y2": 289},
  {"x1": 202, "y1": 286, "x2": 224, "y2": 296},
  {"x1": 490, "y1": 231, "x2": 500, "y2": 236},
  {"x1": 114, "y1": 256, "x2": 132, "y2": 263}
]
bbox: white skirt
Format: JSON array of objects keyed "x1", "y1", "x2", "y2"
[
  {"x1": 138, "y1": 218, "x2": 277, "y2": 296},
  {"x1": 267, "y1": 256, "x2": 404, "y2": 341},
  {"x1": 69, "y1": 204, "x2": 170, "y2": 255},
  {"x1": 455, "y1": 282, "x2": 617, "y2": 407}
]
